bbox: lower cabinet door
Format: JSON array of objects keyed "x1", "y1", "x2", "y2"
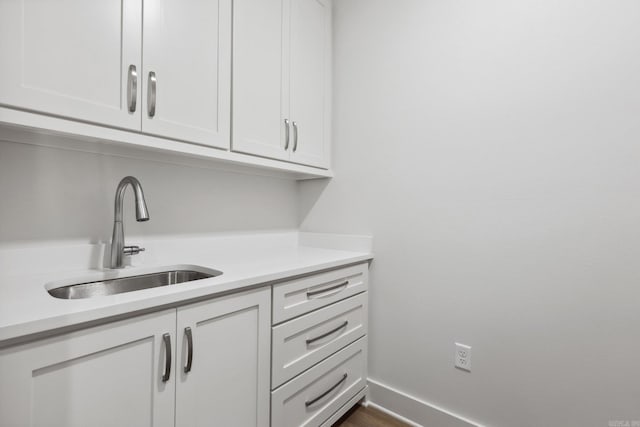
[
  {"x1": 0, "y1": 309, "x2": 176, "y2": 427},
  {"x1": 176, "y1": 287, "x2": 271, "y2": 427}
]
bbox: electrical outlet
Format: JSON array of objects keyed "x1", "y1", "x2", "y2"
[{"x1": 455, "y1": 343, "x2": 471, "y2": 371}]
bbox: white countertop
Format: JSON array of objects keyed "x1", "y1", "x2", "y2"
[{"x1": 0, "y1": 231, "x2": 373, "y2": 345}]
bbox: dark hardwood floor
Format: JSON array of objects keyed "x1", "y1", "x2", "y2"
[{"x1": 332, "y1": 404, "x2": 410, "y2": 427}]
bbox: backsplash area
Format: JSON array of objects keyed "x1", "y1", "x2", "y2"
[{"x1": 0, "y1": 139, "x2": 299, "y2": 246}]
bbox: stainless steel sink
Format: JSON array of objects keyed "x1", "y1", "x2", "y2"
[{"x1": 48, "y1": 268, "x2": 222, "y2": 299}]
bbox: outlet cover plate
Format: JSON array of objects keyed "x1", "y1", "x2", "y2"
[{"x1": 455, "y1": 342, "x2": 471, "y2": 371}]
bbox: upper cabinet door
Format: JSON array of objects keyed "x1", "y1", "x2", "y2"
[
  {"x1": 0, "y1": 0, "x2": 142, "y2": 130},
  {"x1": 0, "y1": 310, "x2": 176, "y2": 427},
  {"x1": 232, "y1": 0, "x2": 289, "y2": 161},
  {"x1": 142, "y1": 0, "x2": 231, "y2": 149},
  {"x1": 289, "y1": 0, "x2": 331, "y2": 168},
  {"x1": 176, "y1": 288, "x2": 271, "y2": 427}
]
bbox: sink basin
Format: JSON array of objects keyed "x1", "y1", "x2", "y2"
[{"x1": 48, "y1": 268, "x2": 223, "y2": 299}]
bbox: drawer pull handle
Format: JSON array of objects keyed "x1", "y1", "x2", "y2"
[
  {"x1": 306, "y1": 321, "x2": 349, "y2": 346},
  {"x1": 162, "y1": 333, "x2": 171, "y2": 382},
  {"x1": 305, "y1": 373, "x2": 348, "y2": 407},
  {"x1": 184, "y1": 327, "x2": 193, "y2": 373},
  {"x1": 307, "y1": 281, "x2": 349, "y2": 299}
]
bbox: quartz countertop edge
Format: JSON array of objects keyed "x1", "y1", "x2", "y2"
[{"x1": 0, "y1": 248, "x2": 373, "y2": 346}]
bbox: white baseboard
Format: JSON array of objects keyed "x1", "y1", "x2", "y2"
[{"x1": 365, "y1": 378, "x2": 485, "y2": 427}]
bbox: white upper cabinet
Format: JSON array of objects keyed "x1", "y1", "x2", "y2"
[
  {"x1": 232, "y1": 0, "x2": 289, "y2": 161},
  {"x1": 233, "y1": 0, "x2": 332, "y2": 169},
  {"x1": 0, "y1": 0, "x2": 231, "y2": 148},
  {"x1": 289, "y1": 0, "x2": 332, "y2": 168},
  {"x1": 0, "y1": 0, "x2": 142, "y2": 130},
  {"x1": 142, "y1": 0, "x2": 231, "y2": 149},
  {"x1": 0, "y1": 0, "x2": 332, "y2": 176}
]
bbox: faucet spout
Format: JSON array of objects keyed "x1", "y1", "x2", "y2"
[
  {"x1": 110, "y1": 176, "x2": 150, "y2": 269},
  {"x1": 114, "y1": 176, "x2": 149, "y2": 222}
]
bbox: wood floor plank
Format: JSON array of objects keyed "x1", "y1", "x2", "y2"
[{"x1": 332, "y1": 404, "x2": 410, "y2": 427}]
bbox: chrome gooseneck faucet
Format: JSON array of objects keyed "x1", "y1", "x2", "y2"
[{"x1": 110, "y1": 176, "x2": 149, "y2": 269}]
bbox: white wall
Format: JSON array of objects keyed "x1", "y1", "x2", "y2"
[
  {"x1": 0, "y1": 140, "x2": 298, "y2": 246},
  {"x1": 300, "y1": 1, "x2": 640, "y2": 426}
]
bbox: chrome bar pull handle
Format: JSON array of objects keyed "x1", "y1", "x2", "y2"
[
  {"x1": 148, "y1": 71, "x2": 157, "y2": 117},
  {"x1": 284, "y1": 119, "x2": 290, "y2": 150},
  {"x1": 307, "y1": 281, "x2": 349, "y2": 299},
  {"x1": 162, "y1": 333, "x2": 171, "y2": 382},
  {"x1": 127, "y1": 65, "x2": 137, "y2": 113},
  {"x1": 306, "y1": 321, "x2": 349, "y2": 346},
  {"x1": 184, "y1": 327, "x2": 193, "y2": 373},
  {"x1": 292, "y1": 121, "x2": 298, "y2": 152},
  {"x1": 305, "y1": 373, "x2": 348, "y2": 407}
]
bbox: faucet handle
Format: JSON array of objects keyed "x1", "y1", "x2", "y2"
[{"x1": 123, "y1": 245, "x2": 145, "y2": 256}]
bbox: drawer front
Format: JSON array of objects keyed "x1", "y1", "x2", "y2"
[
  {"x1": 272, "y1": 263, "x2": 368, "y2": 324},
  {"x1": 272, "y1": 293, "x2": 367, "y2": 388},
  {"x1": 271, "y1": 338, "x2": 367, "y2": 427}
]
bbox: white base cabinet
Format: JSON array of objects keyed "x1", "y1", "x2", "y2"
[
  {"x1": 272, "y1": 338, "x2": 367, "y2": 427},
  {"x1": 176, "y1": 289, "x2": 270, "y2": 427},
  {"x1": 0, "y1": 263, "x2": 368, "y2": 427},
  {"x1": 0, "y1": 288, "x2": 270, "y2": 427},
  {"x1": 0, "y1": 309, "x2": 176, "y2": 427},
  {"x1": 271, "y1": 263, "x2": 369, "y2": 427},
  {"x1": 272, "y1": 292, "x2": 368, "y2": 388}
]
